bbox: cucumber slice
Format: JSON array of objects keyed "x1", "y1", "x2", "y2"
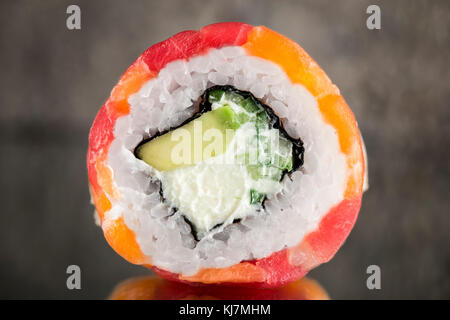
[
  {"x1": 250, "y1": 189, "x2": 265, "y2": 205},
  {"x1": 208, "y1": 89, "x2": 225, "y2": 103}
]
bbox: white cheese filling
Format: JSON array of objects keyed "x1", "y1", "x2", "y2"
[{"x1": 157, "y1": 97, "x2": 288, "y2": 238}]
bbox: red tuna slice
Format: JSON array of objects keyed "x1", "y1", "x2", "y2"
[
  {"x1": 87, "y1": 105, "x2": 115, "y2": 197},
  {"x1": 142, "y1": 22, "x2": 252, "y2": 73},
  {"x1": 199, "y1": 22, "x2": 253, "y2": 48}
]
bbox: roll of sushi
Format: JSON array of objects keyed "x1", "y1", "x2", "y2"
[{"x1": 88, "y1": 22, "x2": 365, "y2": 287}]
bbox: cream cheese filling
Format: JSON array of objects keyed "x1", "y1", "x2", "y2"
[
  {"x1": 160, "y1": 123, "x2": 284, "y2": 238},
  {"x1": 154, "y1": 96, "x2": 290, "y2": 238}
]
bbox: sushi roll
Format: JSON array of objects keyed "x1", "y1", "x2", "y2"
[
  {"x1": 88, "y1": 22, "x2": 365, "y2": 287},
  {"x1": 109, "y1": 276, "x2": 329, "y2": 300}
]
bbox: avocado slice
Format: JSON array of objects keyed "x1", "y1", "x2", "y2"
[{"x1": 135, "y1": 106, "x2": 239, "y2": 171}]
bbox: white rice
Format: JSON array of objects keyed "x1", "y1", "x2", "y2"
[{"x1": 106, "y1": 46, "x2": 347, "y2": 275}]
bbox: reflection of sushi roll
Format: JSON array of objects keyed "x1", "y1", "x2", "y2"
[
  {"x1": 88, "y1": 22, "x2": 365, "y2": 287},
  {"x1": 109, "y1": 276, "x2": 329, "y2": 300}
]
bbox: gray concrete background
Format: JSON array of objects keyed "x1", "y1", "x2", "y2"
[{"x1": 0, "y1": 0, "x2": 449, "y2": 299}]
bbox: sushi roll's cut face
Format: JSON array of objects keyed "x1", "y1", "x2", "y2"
[
  {"x1": 88, "y1": 23, "x2": 365, "y2": 286},
  {"x1": 107, "y1": 45, "x2": 347, "y2": 275},
  {"x1": 134, "y1": 86, "x2": 304, "y2": 239}
]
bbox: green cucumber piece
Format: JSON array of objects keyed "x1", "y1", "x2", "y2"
[{"x1": 250, "y1": 189, "x2": 265, "y2": 205}]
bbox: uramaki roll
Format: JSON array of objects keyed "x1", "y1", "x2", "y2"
[{"x1": 87, "y1": 22, "x2": 365, "y2": 287}]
